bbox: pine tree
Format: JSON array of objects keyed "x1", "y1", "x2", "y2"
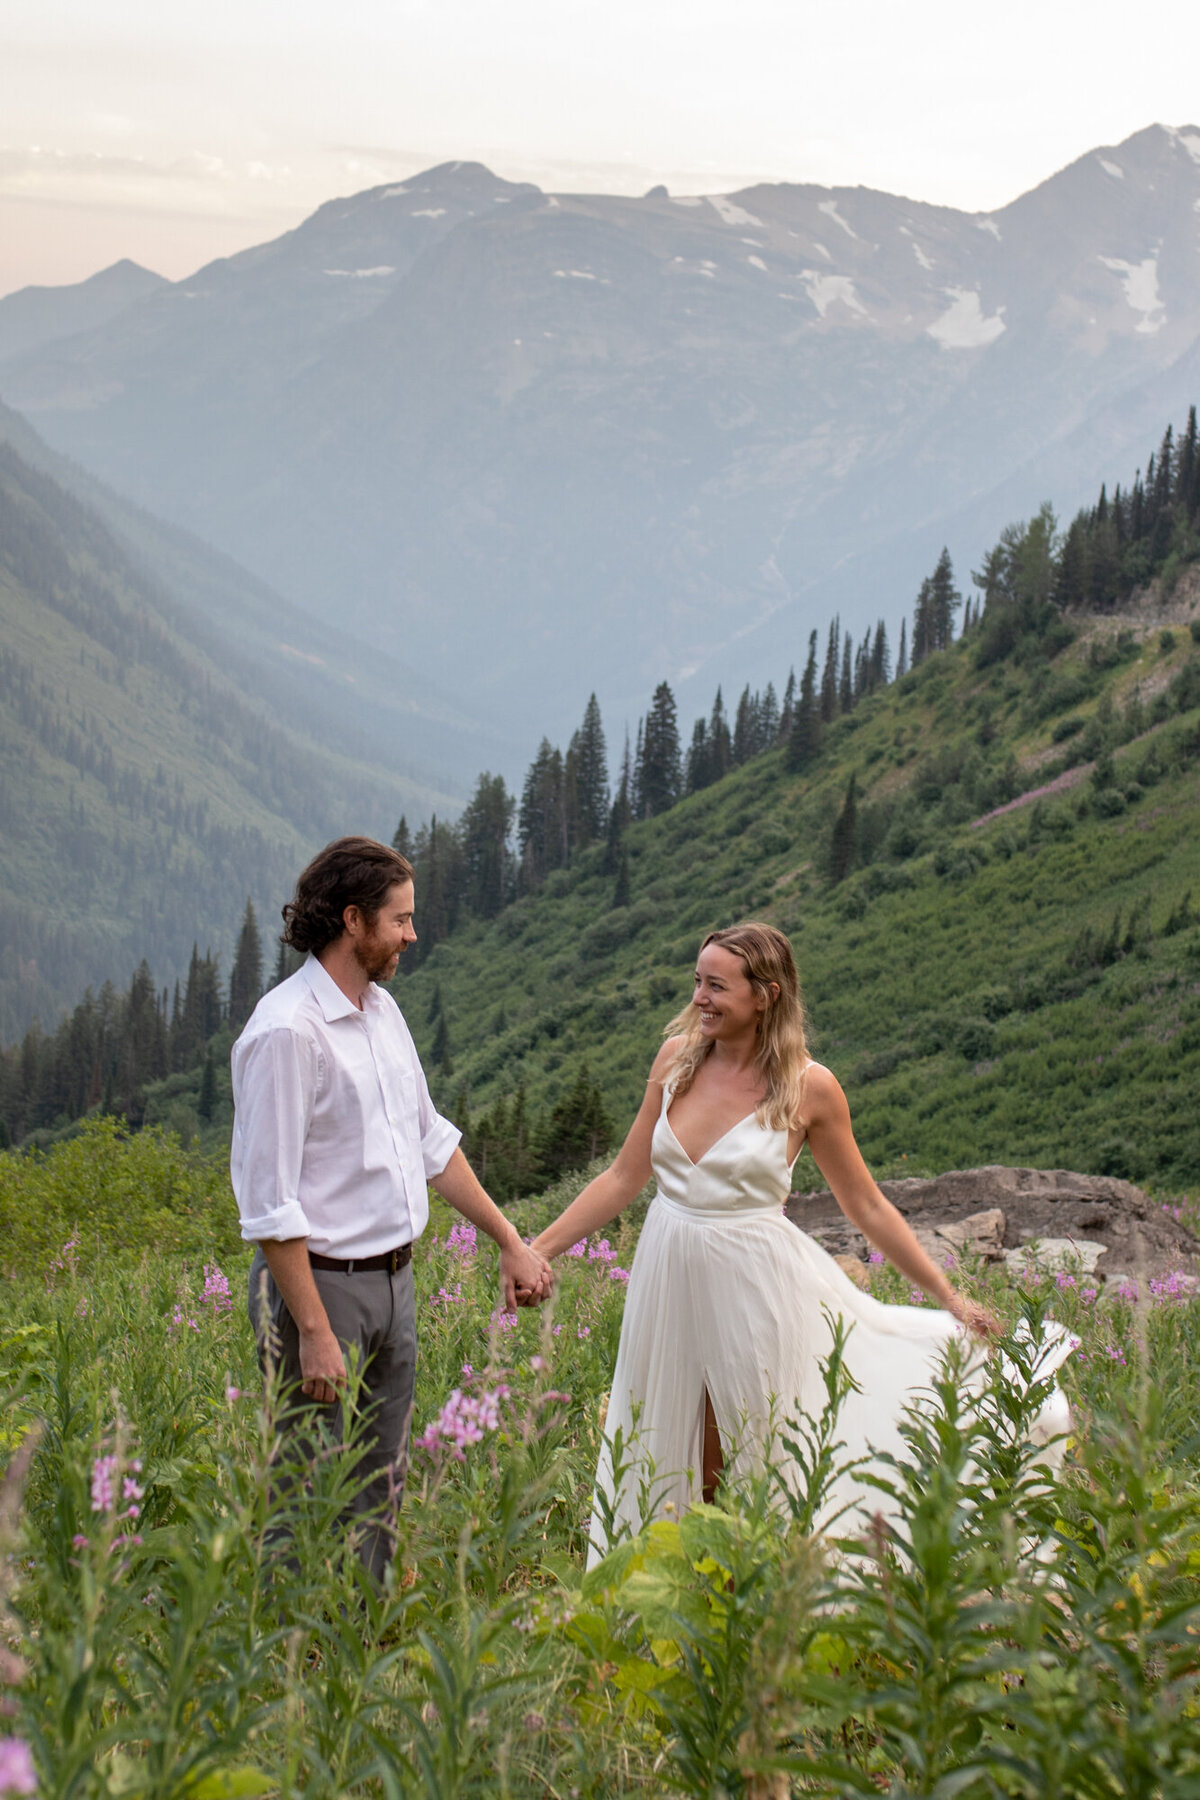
[
  {"x1": 707, "y1": 688, "x2": 731, "y2": 783},
  {"x1": 838, "y1": 632, "x2": 853, "y2": 712},
  {"x1": 778, "y1": 668, "x2": 797, "y2": 739},
  {"x1": 568, "y1": 694, "x2": 609, "y2": 845},
  {"x1": 928, "y1": 548, "x2": 961, "y2": 651},
  {"x1": 685, "y1": 716, "x2": 712, "y2": 794},
  {"x1": 829, "y1": 772, "x2": 858, "y2": 883},
  {"x1": 638, "y1": 682, "x2": 682, "y2": 817},
  {"x1": 732, "y1": 685, "x2": 755, "y2": 765},
  {"x1": 391, "y1": 815, "x2": 414, "y2": 862},
  {"x1": 819, "y1": 618, "x2": 840, "y2": 722},
  {"x1": 869, "y1": 620, "x2": 891, "y2": 688},
  {"x1": 787, "y1": 631, "x2": 822, "y2": 771},
  {"x1": 431, "y1": 1010, "x2": 452, "y2": 1075},
  {"x1": 538, "y1": 1064, "x2": 613, "y2": 1181},
  {"x1": 459, "y1": 773, "x2": 514, "y2": 918},
  {"x1": 760, "y1": 680, "x2": 780, "y2": 745},
  {"x1": 911, "y1": 577, "x2": 933, "y2": 665},
  {"x1": 603, "y1": 736, "x2": 632, "y2": 873},
  {"x1": 228, "y1": 899, "x2": 263, "y2": 1031},
  {"x1": 896, "y1": 618, "x2": 909, "y2": 679}
]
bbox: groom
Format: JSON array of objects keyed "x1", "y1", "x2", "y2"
[{"x1": 231, "y1": 834, "x2": 552, "y2": 1579}]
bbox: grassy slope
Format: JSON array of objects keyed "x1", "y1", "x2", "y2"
[
  {"x1": 0, "y1": 441, "x2": 418, "y2": 1035},
  {"x1": 396, "y1": 609, "x2": 1200, "y2": 1190}
]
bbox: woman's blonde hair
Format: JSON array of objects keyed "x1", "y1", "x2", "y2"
[{"x1": 663, "y1": 921, "x2": 810, "y2": 1130}]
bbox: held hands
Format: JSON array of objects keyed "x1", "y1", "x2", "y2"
[{"x1": 502, "y1": 1239, "x2": 554, "y2": 1310}]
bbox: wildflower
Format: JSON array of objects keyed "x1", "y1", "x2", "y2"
[
  {"x1": 552, "y1": 1324, "x2": 563, "y2": 1336},
  {"x1": 530, "y1": 1355, "x2": 546, "y2": 1372},
  {"x1": 202, "y1": 1264, "x2": 232, "y2": 1312},
  {"x1": 577, "y1": 1325, "x2": 591, "y2": 1339},
  {"x1": 415, "y1": 1385, "x2": 510, "y2": 1461},
  {"x1": 0, "y1": 1736, "x2": 37, "y2": 1796},
  {"x1": 1080, "y1": 1288, "x2": 1098, "y2": 1306},
  {"x1": 587, "y1": 1239, "x2": 617, "y2": 1264},
  {"x1": 90, "y1": 1455, "x2": 117, "y2": 1514},
  {"x1": 608, "y1": 1266, "x2": 630, "y2": 1283},
  {"x1": 566, "y1": 1240, "x2": 586, "y2": 1258},
  {"x1": 867, "y1": 1250, "x2": 884, "y2": 1265},
  {"x1": 446, "y1": 1220, "x2": 477, "y2": 1258},
  {"x1": 71, "y1": 1534, "x2": 88, "y2": 1551},
  {"x1": 225, "y1": 1386, "x2": 241, "y2": 1403},
  {"x1": 489, "y1": 1306, "x2": 518, "y2": 1333},
  {"x1": 461, "y1": 1362, "x2": 474, "y2": 1378},
  {"x1": 170, "y1": 1304, "x2": 200, "y2": 1334},
  {"x1": 1055, "y1": 1270, "x2": 1076, "y2": 1290},
  {"x1": 431, "y1": 1282, "x2": 464, "y2": 1310},
  {"x1": 1115, "y1": 1280, "x2": 1139, "y2": 1302},
  {"x1": 909, "y1": 1289, "x2": 924, "y2": 1306}
]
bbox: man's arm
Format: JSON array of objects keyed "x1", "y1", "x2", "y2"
[
  {"x1": 431, "y1": 1148, "x2": 553, "y2": 1309},
  {"x1": 259, "y1": 1237, "x2": 345, "y2": 1403}
]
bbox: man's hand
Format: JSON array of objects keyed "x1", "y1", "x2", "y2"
[
  {"x1": 298, "y1": 1321, "x2": 347, "y2": 1403},
  {"x1": 502, "y1": 1240, "x2": 553, "y2": 1310},
  {"x1": 947, "y1": 1294, "x2": 1004, "y2": 1344}
]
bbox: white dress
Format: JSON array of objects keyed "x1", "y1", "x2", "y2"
[{"x1": 588, "y1": 1081, "x2": 1074, "y2": 1564}]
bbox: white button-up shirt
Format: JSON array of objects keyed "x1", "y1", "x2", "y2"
[{"x1": 230, "y1": 954, "x2": 460, "y2": 1258}]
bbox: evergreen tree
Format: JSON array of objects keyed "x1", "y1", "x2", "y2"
[
  {"x1": 603, "y1": 736, "x2": 632, "y2": 873},
  {"x1": 911, "y1": 576, "x2": 933, "y2": 665},
  {"x1": 732, "y1": 685, "x2": 756, "y2": 765},
  {"x1": 838, "y1": 631, "x2": 853, "y2": 712},
  {"x1": 638, "y1": 682, "x2": 682, "y2": 817},
  {"x1": 760, "y1": 680, "x2": 780, "y2": 745},
  {"x1": 707, "y1": 688, "x2": 731, "y2": 783},
  {"x1": 928, "y1": 547, "x2": 961, "y2": 650},
  {"x1": 787, "y1": 631, "x2": 822, "y2": 770},
  {"x1": 228, "y1": 899, "x2": 263, "y2": 1031},
  {"x1": 778, "y1": 668, "x2": 797, "y2": 740},
  {"x1": 829, "y1": 772, "x2": 858, "y2": 884},
  {"x1": 431, "y1": 1010, "x2": 452, "y2": 1075},
  {"x1": 518, "y1": 742, "x2": 567, "y2": 888},
  {"x1": 869, "y1": 620, "x2": 891, "y2": 688},
  {"x1": 819, "y1": 618, "x2": 840, "y2": 722},
  {"x1": 896, "y1": 618, "x2": 908, "y2": 679},
  {"x1": 391, "y1": 815, "x2": 414, "y2": 862},
  {"x1": 538, "y1": 1064, "x2": 613, "y2": 1181},
  {"x1": 459, "y1": 773, "x2": 514, "y2": 918},
  {"x1": 685, "y1": 716, "x2": 712, "y2": 794},
  {"x1": 568, "y1": 694, "x2": 609, "y2": 845}
]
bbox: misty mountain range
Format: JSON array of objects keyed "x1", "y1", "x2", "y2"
[{"x1": 3, "y1": 122, "x2": 1200, "y2": 771}]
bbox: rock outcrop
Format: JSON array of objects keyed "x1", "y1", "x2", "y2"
[{"x1": 787, "y1": 1166, "x2": 1198, "y2": 1283}]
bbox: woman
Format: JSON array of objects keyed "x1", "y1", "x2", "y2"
[{"x1": 532, "y1": 922, "x2": 1072, "y2": 1562}]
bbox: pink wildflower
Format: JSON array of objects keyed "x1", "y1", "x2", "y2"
[
  {"x1": 71, "y1": 1534, "x2": 88, "y2": 1551},
  {"x1": 446, "y1": 1221, "x2": 477, "y2": 1258},
  {"x1": 868, "y1": 1250, "x2": 884, "y2": 1265},
  {"x1": 0, "y1": 1737, "x2": 37, "y2": 1796},
  {"x1": 588, "y1": 1239, "x2": 617, "y2": 1264},
  {"x1": 489, "y1": 1307, "x2": 518, "y2": 1333},
  {"x1": 225, "y1": 1386, "x2": 241, "y2": 1403},
  {"x1": 90, "y1": 1455, "x2": 117, "y2": 1514},
  {"x1": 201, "y1": 1265, "x2": 232, "y2": 1312},
  {"x1": 577, "y1": 1325, "x2": 591, "y2": 1339},
  {"x1": 566, "y1": 1240, "x2": 586, "y2": 1258},
  {"x1": 415, "y1": 1385, "x2": 511, "y2": 1461},
  {"x1": 608, "y1": 1267, "x2": 630, "y2": 1283}
]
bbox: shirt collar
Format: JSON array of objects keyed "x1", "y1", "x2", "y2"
[{"x1": 302, "y1": 951, "x2": 371, "y2": 1023}]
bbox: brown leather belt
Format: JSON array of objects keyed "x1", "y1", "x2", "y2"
[{"x1": 308, "y1": 1244, "x2": 412, "y2": 1275}]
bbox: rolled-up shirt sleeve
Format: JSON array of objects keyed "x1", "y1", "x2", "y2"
[
  {"x1": 413, "y1": 1056, "x2": 462, "y2": 1181},
  {"x1": 230, "y1": 1026, "x2": 318, "y2": 1242}
]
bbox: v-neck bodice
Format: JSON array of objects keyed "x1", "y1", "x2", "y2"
[{"x1": 652, "y1": 1081, "x2": 791, "y2": 1220}]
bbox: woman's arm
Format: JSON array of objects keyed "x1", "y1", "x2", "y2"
[
  {"x1": 801, "y1": 1064, "x2": 1002, "y2": 1340},
  {"x1": 531, "y1": 1039, "x2": 679, "y2": 1261}
]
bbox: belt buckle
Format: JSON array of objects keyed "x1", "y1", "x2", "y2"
[{"x1": 389, "y1": 1246, "x2": 401, "y2": 1275}]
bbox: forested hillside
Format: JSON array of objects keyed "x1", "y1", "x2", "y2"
[
  {"x1": 4, "y1": 409, "x2": 1199, "y2": 1186},
  {"x1": 0, "y1": 440, "x2": 420, "y2": 1037}
]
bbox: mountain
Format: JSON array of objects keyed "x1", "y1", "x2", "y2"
[
  {"x1": 3, "y1": 128, "x2": 1200, "y2": 748},
  {"x1": 0, "y1": 259, "x2": 168, "y2": 363},
  {"x1": 0, "y1": 400, "x2": 516, "y2": 792},
  {"x1": 0, "y1": 432, "x2": 460, "y2": 1038}
]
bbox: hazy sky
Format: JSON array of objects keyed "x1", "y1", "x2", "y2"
[{"x1": 3, "y1": 0, "x2": 1199, "y2": 296}]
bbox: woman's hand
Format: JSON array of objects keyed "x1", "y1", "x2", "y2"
[{"x1": 946, "y1": 1292, "x2": 1004, "y2": 1343}]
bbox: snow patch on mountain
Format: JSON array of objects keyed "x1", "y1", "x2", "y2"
[
  {"x1": 801, "y1": 272, "x2": 867, "y2": 319},
  {"x1": 818, "y1": 199, "x2": 858, "y2": 240},
  {"x1": 1180, "y1": 133, "x2": 1200, "y2": 165},
  {"x1": 1099, "y1": 255, "x2": 1165, "y2": 333},
  {"x1": 927, "y1": 288, "x2": 1006, "y2": 348},
  {"x1": 411, "y1": 208, "x2": 446, "y2": 219},
  {"x1": 909, "y1": 239, "x2": 934, "y2": 270},
  {"x1": 381, "y1": 185, "x2": 409, "y2": 198},
  {"x1": 670, "y1": 195, "x2": 703, "y2": 207},
  {"x1": 323, "y1": 266, "x2": 396, "y2": 279},
  {"x1": 975, "y1": 218, "x2": 1002, "y2": 241},
  {"x1": 708, "y1": 196, "x2": 764, "y2": 227},
  {"x1": 1099, "y1": 159, "x2": 1125, "y2": 180},
  {"x1": 553, "y1": 269, "x2": 601, "y2": 282}
]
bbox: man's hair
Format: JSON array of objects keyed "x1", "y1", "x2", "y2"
[{"x1": 281, "y1": 836, "x2": 415, "y2": 955}]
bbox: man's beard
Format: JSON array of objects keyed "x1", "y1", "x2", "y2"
[{"x1": 358, "y1": 934, "x2": 400, "y2": 983}]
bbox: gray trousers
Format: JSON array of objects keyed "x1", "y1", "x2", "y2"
[{"x1": 248, "y1": 1246, "x2": 418, "y2": 1585}]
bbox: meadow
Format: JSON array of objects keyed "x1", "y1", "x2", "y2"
[{"x1": 2, "y1": 1127, "x2": 1199, "y2": 1797}]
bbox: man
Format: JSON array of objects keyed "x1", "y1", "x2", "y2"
[{"x1": 231, "y1": 835, "x2": 552, "y2": 1580}]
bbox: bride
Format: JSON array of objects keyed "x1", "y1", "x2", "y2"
[{"x1": 531, "y1": 921, "x2": 1071, "y2": 1561}]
